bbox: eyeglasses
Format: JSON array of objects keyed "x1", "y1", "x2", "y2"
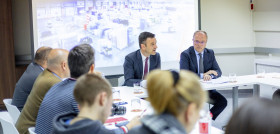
[{"x1": 193, "y1": 40, "x2": 206, "y2": 44}]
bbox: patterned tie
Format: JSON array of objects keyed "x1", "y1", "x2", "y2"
[
  {"x1": 143, "y1": 57, "x2": 149, "y2": 79},
  {"x1": 198, "y1": 53, "x2": 204, "y2": 74}
]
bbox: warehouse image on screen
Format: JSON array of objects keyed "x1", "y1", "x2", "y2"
[{"x1": 32, "y1": 0, "x2": 196, "y2": 68}]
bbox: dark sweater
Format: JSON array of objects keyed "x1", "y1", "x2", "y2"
[
  {"x1": 53, "y1": 112, "x2": 125, "y2": 134},
  {"x1": 128, "y1": 113, "x2": 187, "y2": 134}
]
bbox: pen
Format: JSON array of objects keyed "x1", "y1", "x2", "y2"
[{"x1": 140, "y1": 108, "x2": 147, "y2": 117}]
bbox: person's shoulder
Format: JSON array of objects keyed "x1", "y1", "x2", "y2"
[
  {"x1": 205, "y1": 47, "x2": 214, "y2": 52},
  {"x1": 125, "y1": 50, "x2": 140, "y2": 62},
  {"x1": 150, "y1": 52, "x2": 160, "y2": 58},
  {"x1": 126, "y1": 50, "x2": 139, "y2": 57},
  {"x1": 25, "y1": 62, "x2": 43, "y2": 74},
  {"x1": 49, "y1": 79, "x2": 75, "y2": 93},
  {"x1": 155, "y1": 52, "x2": 160, "y2": 57},
  {"x1": 128, "y1": 125, "x2": 154, "y2": 134},
  {"x1": 181, "y1": 46, "x2": 194, "y2": 55},
  {"x1": 34, "y1": 70, "x2": 61, "y2": 89}
]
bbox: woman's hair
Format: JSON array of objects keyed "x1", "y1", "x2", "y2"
[
  {"x1": 225, "y1": 98, "x2": 280, "y2": 134},
  {"x1": 146, "y1": 70, "x2": 207, "y2": 116}
]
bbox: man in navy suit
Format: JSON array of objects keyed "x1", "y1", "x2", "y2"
[
  {"x1": 180, "y1": 30, "x2": 227, "y2": 120},
  {"x1": 12, "y1": 46, "x2": 52, "y2": 111},
  {"x1": 123, "y1": 32, "x2": 161, "y2": 86}
]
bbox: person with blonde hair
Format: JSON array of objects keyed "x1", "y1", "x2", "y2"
[{"x1": 128, "y1": 70, "x2": 207, "y2": 134}]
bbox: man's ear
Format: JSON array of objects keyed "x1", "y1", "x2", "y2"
[
  {"x1": 89, "y1": 64, "x2": 95, "y2": 74},
  {"x1": 61, "y1": 62, "x2": 67, "y2": 70},
  {"x1": 99, "y1": 92, "x2": 108, "y2": 106},
  {"x1": 140, "y1": 44, "x2": 146, "y2": 49}
]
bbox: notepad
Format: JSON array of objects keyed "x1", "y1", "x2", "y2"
[{"x1": 105, "y1": 117, "x2": 128, "y2": 124}]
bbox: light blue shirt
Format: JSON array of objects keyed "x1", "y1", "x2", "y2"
[
  {"x1": 39, "y1": 65, "x2": 44, "y2": 71},
  {"x1": 51, "y1": 72, "x2": 62, "y2": 80},
  {"x1": 194, "y1": 49, "x2": 204, "y2": 74}
]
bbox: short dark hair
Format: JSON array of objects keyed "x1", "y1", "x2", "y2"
[
  {"x1": 225, "y1": 98, "x2": 280, "y2": 134},
  {"x1": 34, "y1": 47, "x2": 52, "y2": 65},
  {"x1": 138, "y1": 32, "x2": 155, "y2": 48},
  {"x1": 273, "y1": 89, "x2": 280, "y2": 103},
  {"x1": 74, "y1": 74, "x2": 112, "y2": 106},
  {"x1": 68, "y1": 44, "x2": 95, "y2": 78}
]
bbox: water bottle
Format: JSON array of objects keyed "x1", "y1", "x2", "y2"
[{"x1": 199, "y1": 111, "x2": 212, "y2": 134}]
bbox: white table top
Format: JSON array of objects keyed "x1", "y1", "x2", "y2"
[
  {"x1": 201, "y1": 75, "x2": 257, "y2": 90},
  {"x1": 113, "y1": 86, "x2": 148, "y2": 98},
  {"x1": 254, "y1": 73, "x2": 280, "y2": 88},
  {"x1": 201, "y1": 73, "x2": 280, "y2": 90}
]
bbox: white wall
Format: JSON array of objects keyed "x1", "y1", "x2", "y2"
[
  {"x1": 201, "y1": 0, "x2": 255, "y2": 75},
  {"x1": 201, "y1": 0, "x2": 253, "y2": 48},
  {"x1": 216, "y1": 53, "x2": 255, "y2": 76},
  {"x1": 253, "y1": 0, "x2": 280, "y2": 48}
]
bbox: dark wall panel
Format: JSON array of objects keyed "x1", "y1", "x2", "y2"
[{"x1": 0, "y1": 0, "x2": 16, "y2": 106}]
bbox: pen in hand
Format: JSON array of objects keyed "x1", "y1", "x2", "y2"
[{"x1": 140, "y1": 108, "x2": 147, "y2": 117}]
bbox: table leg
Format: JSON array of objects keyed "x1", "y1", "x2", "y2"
[
  {"x1": 232, "y1": 86, "x2": 239, "y2": 113},
  {"x1": 253, "y1": 84, "x2": 260, "y2": 97}
]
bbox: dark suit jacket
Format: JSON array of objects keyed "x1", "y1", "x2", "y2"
[
  {"x1": 12, "y1": 62, "x2": 43, "y2": 111},
  {"x1": 123, "y1": 49, "x2": 161, "y2": 86},
  {"x1": 180, "y1": 46, "x2": 222, "y2": 79}
]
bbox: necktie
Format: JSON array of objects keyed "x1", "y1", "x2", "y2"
[
  {"x1": 199, "y1": 53, "x2": 204, "y2": 74},
  {"x1": 143, "y1": 57, "x2": 149, "y2": 79}
]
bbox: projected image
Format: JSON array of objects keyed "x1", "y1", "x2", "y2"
[{"x1": 34, "y1": 0, "x2": 195, "y2": 67}]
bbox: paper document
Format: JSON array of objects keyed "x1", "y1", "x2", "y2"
[{"x1": 200, "y1": 77, "x2": 229, "y2": 84}]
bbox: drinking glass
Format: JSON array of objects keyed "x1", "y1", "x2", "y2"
[
  {"x1": 131, "y1": 98, "x2": 142, "y2": 112},
  {"x1": 229, "y1": 73, "x2": 237, "y2": 83},
  {"x1": 257, "y1": 69, "x2": 265, "y2": 78},
  {"x1": 112, "y1": 88, "x2": 121, "y2": 101},
  {"x1": 133, "y1": 82, "x2": 143, "y2": 94}
]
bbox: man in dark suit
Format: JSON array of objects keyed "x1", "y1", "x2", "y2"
[
  {"x1": 123, "y1": 32, "x2": 161, "y2": 86},
  {"x1": 180, "y1": 30, "x2": 227, "y2": 120},
  {"x1": 12, "y1": 46, "x2": 52, "y2": 111}
]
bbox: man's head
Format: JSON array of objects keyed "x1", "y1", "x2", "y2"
[
  {"x1": 193, "y1": 30, "x2": 208, "y2": 53},
  {"x1": 139, "y1": 32, "x2": 157, "y2": 57},
  {"x1": 34, "y1": 46, "x2": 52, "y2": 68},
  {"x1": 68, "y1": 44, "x2": 95, "y2": 78},
  {"x1": 74, "y1": 74, "x2": 112, "y2": 123},
  {"x1": 47, "y1": 49, "x2": 70, "y2": 79}
]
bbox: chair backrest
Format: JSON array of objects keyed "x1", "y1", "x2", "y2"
[
  {"x1": 3, "y1": 99, "x2": 21, "y2": 124},
  {"x1": 28, "y1": 127, "x2": 36, "y2": 134},
  {"x1": 0, "y1": 112, "x2": 19, "y2": 134}
]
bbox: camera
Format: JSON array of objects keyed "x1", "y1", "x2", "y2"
[{"x1": 111, "y1": 103, "x2": 126, "y2": 116}]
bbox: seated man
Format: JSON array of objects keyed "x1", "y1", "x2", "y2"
[
  {"x1": 123, "y1": 32, "x2": 161, "y2": 86},
  {"x1": 16, "y1": 49, "x2": 70, "y2": 134},
  {"x1": 53, "y1": 74, "x2": 140, "y2": 134},
  {"x1": 180, "y1": 30, "x2": 227, "y2": 120},
  {"x1": 36, "y1": 44, "x2": 138, "y2": 134},
  {"x1": 12, "y1": 46, "x2": 52, "y2": 111}
]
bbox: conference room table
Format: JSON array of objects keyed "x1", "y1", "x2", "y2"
[
  {"x1": 201, "y1": 73, "x2": 280, "y2": 112},
  {"x1": 113, "y1": 73, "x2": 280, "y2": 113},
  {"x1": 108, "y1": 87, "x2": 224, "y2": 134}
]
